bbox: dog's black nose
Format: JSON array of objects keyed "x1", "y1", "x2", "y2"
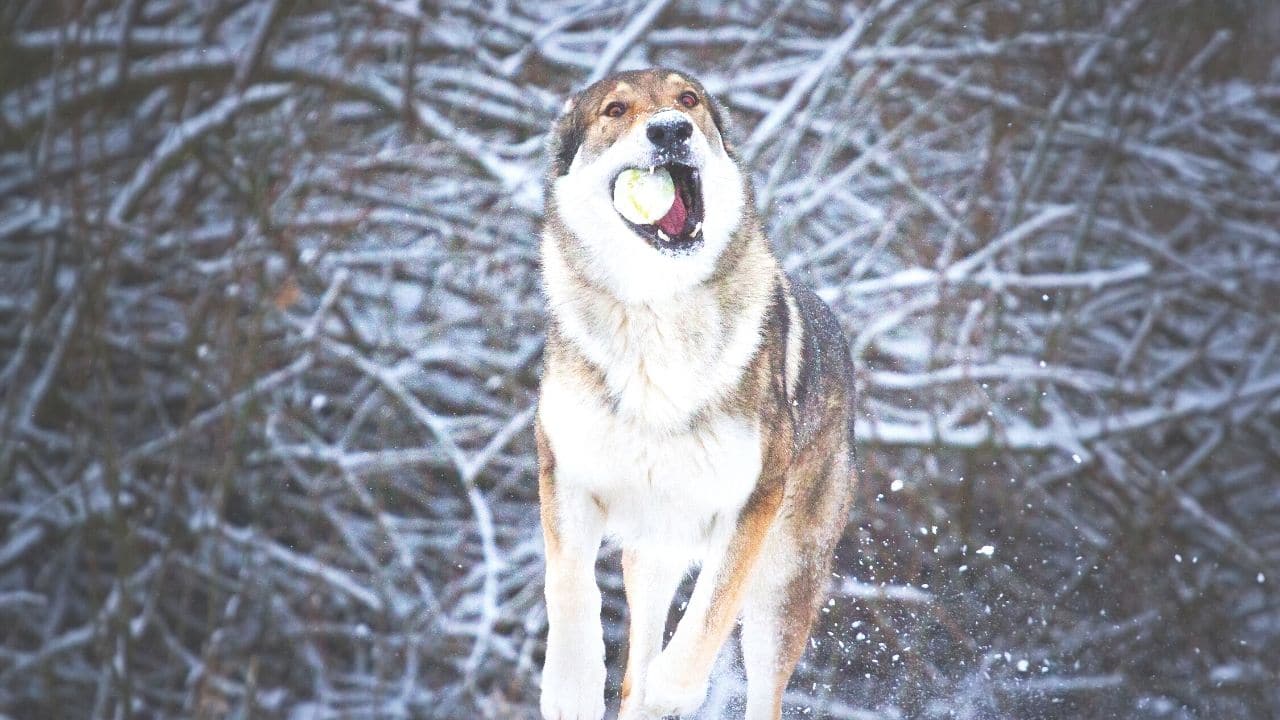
[{"x1": 646, "y1": 116, "x2": 693, "y2": 148}]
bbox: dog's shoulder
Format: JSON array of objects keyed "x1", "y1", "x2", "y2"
[{"x1": 783, "y1": 275, "x2": 856, "y2": 451}]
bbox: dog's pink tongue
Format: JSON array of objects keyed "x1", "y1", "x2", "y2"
[{"x1": 656, "y1": 191, "x2": 686, "y2": 237}]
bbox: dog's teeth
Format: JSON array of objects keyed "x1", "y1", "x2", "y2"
[
  {"x1": 692, "y1": 222, "x2": 702, "y2": 237},
  {"x1": 657, "y1": 229, "x2": 670, "y2": 241},
  {"x1": 648, "y1": 165, "x2": 654, "y2": 174}
]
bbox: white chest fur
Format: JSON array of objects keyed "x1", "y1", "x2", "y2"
[
  {"x1": 580, "y1": 300, "x2": 750, "y2": 427},
  {"x1": 539, "y1": 233, "x2": 773, "y2": 550},
  {"x1": 542, "y1": 238, "x2": 767, "y2": 430},
  {"x1": 540, "y1": 372, "x2": 762, "y2": 550}
]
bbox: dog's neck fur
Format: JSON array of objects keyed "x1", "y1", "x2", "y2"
[{"x1": 542, "y1": 214, "x2": 779, "y2": 431}]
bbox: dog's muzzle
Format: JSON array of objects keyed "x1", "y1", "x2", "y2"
[
  {"x1": 611, "y1": 162, "x2": 705, "y2": 255},
  {"x1": 646, "y1": 114, "x2": 693, "y2": 151}
]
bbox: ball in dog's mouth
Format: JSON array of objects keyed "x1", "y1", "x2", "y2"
[{"x1": 611, "y1": 163, "x2": 705, "y2": 253}]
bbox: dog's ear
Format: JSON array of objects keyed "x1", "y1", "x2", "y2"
[
  {"x1": 704, "y1": 94, "x2": 736, "y2": 158},
  {"x1": 548, "y1": 96, "x2": 585, "y2": 176}
]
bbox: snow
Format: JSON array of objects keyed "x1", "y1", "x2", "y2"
[{"x1": 3, "y1": 1, "x2": 1278, "y2": 719}]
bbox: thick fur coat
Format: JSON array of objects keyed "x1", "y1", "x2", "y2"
[{"x1": 536, "y1": 68, "x2": 856, "y2": 720}]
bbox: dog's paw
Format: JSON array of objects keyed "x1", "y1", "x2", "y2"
[
  {"x1": 616, "y1": 706, "x2": 662, "y2": 720},
  {"x1": 635, "y1": 649, "x2": 708, "y2": 718},
  {"x1": 616, "y1": 704, "x2": 657, "y2": 720},
  {"x1": 540, "y1": 637, "x2": 606, "y2": 720}
]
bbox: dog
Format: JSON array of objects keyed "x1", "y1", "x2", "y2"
[{"x1": 535, "y1": 68, "x2": 856, "y2": 720}]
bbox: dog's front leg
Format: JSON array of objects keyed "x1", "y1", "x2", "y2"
[
  {"x1": 636, "y1": 482, "x2": 784, "y2": 718},
  {"x1": 618, "y1": 549, "x2": 688, "y2": 719},
  {"x1": 538, "y1": 442, "x2": 607, "y2": 720}
]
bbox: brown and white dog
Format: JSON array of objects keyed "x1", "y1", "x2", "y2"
[{"x1": 536, "y1": 68, "x2": 856, "y2": 720}]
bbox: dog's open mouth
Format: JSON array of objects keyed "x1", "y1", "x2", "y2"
[{"x1": 611, "y1": 163, "x2": 704, "y2": 253}]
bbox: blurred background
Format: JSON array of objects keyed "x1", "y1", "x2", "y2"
[{"x1": 2, "y1": 1, "x2": 1279, "y2": 718}]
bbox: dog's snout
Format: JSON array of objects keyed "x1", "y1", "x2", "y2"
[{"x1": 646, "y1": 116, "x2": 693, "y2": 148}]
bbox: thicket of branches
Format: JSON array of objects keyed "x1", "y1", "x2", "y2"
[{"x1": 2, "y1": 0, "x2": 1278, "y2": 718}]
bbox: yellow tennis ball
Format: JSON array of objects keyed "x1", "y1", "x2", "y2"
[{"x1": 612, "y1": 167, "x2": 675, "y2": 225}]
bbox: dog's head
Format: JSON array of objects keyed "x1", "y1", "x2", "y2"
[{"x1": 545, "y1": 69, "x2": 748, "y2": 300}]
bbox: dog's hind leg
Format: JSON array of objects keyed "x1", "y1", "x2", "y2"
[
  {"x1": 740, "y1": 447, "x2": 850, "y2": 720},
  {"x1": 740, "y1": 537, "x2": 828, "y2": 720},
  {"x1": 618, "y1": 548, "x2": 688, "y2": 718}
]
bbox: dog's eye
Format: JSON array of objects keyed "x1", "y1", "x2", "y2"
[
  {"x1": 678, "y1": 91, "x2": 699, "y2": 108},
  {"x1": 603, "y1": 101, "x2": 627, "y2": 118}
]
